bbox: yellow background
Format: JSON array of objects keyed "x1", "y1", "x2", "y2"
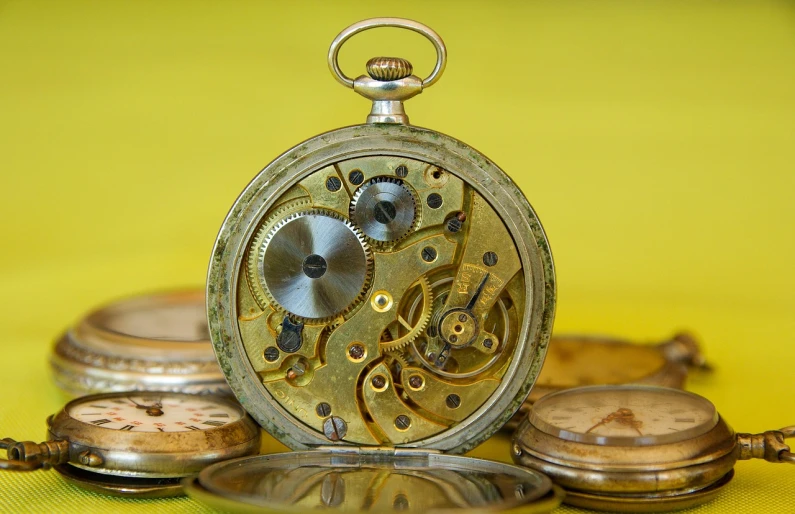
[{"x1": 1, "y1": 1, "x2": 793, "y2": 512}]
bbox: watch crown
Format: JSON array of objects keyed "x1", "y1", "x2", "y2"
[{"x1": 366, "y1": 57, "x2": 413, "y2": 81}]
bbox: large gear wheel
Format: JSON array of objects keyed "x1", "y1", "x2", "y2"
[
  {"x1": 256, "y1": 209, "x2": 373, "y2": 322},
  {"x1": 350, "y1": 177, "x2": 418, "y2": 244},
  {"x1": 246, "y1": 198, "x2": 313, "y2": 310},
  {"x1": 379, "y1": 276, "x2": 433, "y2": 351}
]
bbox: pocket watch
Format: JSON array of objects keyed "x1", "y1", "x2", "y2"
[
  {"x1": 50, "y1": 290, "x2": 229, "y2": 397},
  {"x1": 505, "y1": 332, "x2": 709, "y2": 431},
  {"x1": 199, "y1": 17, "x2": 557, "y2": 512},
  {"x1": 512, "y1": 385, "x2": 795, "y2": 511},
  {"x1": 0, "y1": 391, "x2": 260, "y2": 497}
]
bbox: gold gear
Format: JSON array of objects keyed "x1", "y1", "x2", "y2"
[
  {"x1": 385, "y1": 350, "x2": 410, "y2": 370},
  {"x1": 379, "y1": 276, "x2": 433, "y2": 352},
  {"x1": 245, "y1": 198, "x2": 313, "y2": 310}
]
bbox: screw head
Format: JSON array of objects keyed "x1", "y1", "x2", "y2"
[
  {"x1": 291, "y1": 361, "x2": 306, "y2": 375},
  {"x1": 408, "y1": 375, "x2": 424, "y2": 389},
  {"x1": 323, "y1": 416, "x2": 348, "y2": 441},
  {"x1": 348, "y1": 169, "x2": 364, "y2": 185},
  {"x1": 458, "y1": 313, "x2": 468, "y2": 322},
  {"x1": 446, "y1": 218, "x2": 462, "y2": 233},
  {"x1": 348, "y1": 344, "x2": 365, "y2": 360},
  {"x1": 426, "y1": 193, "x2": 443, "y2": 209},
  {"x1": 446, "y1": 394, "x2": 461, "y2": 409},
  {"x1": 395, "y1": 415, "x2": 411, "y2": 431},
  {"x1": 393, "y1": 494, "x2": 409, "y2": 510},
  {"x1": 421, "y1": 246, "x2": 437, "y2": 262},
  {"x1": 395, "y1": 164, "x2": 408, "y2": 177},
  {"x1": 449, "y1": 335, "x2": 458, "y2": 343},
  {"x1": 483, "y1": 338, "x2": 493, "y2": 349},
  {"x1": 483, "y1": 251, "x2": 499, "y2": 267},
  {"x1": 325, "y1": 176, "x2": 342, "y2": 192},
  {"x1": 371, "y1": 375, "x2": 387, "y2": 389},
  {"x1": 316, "y1": 402, "x2": 332, "y2": 417},
  {"x1": 264, "y1": 346, "x2": 279, "y2": 362}
]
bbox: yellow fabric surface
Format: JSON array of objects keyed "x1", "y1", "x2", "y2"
[{"x1": 1, "y1": 1, "x2": 794, "y2": 512}]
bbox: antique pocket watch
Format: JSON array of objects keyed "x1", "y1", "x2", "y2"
[
  {"x1": 198, "y1": 18, "x2": 558, "y2": 512},
  {"x1": 505, "y1": 332, "x2": 709, "y2": 431},
  {"x1": 50, "y1": 290, "x2": 228, "y2": 397},
  {"x1": 1, "y1": 392, "x2": 260, "y2": 497},
  {"x1": 512, "y1": 385, "x2": 795, "y2": 511}
]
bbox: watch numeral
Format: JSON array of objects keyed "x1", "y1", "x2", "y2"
[
  {"x1": 157, "y1": 427, "x2": 165, "y2": 432},
  {"x1": 202, "y1": 420, "x2": 226, "y2": 427},
  {"x1": 90, "y1": 405, "x2": 108, "y2": 409},
  {"x1": 111, "y1": 399, "x2": 127, "y2": 404},
  {"x1": 90, "y1": 419, "x2": 112, "y2": 425},
  {"x1": 185, "y1": 425, "x2": 201, "y2": 431},
  {"x1": 119, "y1": 425, "x2": 135, "y2": 431},
  {"x1": 675, "y1": 418, "x2": 695, "y2": 423},
  {"x1": 209, "y1": 413, "x2": 229, "y2": 418}
]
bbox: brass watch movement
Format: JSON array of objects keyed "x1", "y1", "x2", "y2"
[{"x1": 196, "y1": 18, "x2": 558, "y2": 512}]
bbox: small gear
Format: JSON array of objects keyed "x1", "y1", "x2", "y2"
[
  {"x1": 350, "y1": 177, "x2": 418, "y2": 244},
  {"x1": 257, "y1": 209, "x2": 373, "y2": 322},
  {"x1": 380, "y1": 276, "x2": 433, "y2": 352},
  {"x1": 385, "y1": 350, "x2": 411, "y2": 371},
  {"x1": 246, "y1": 198, "x2": 313, "y2": 310}
]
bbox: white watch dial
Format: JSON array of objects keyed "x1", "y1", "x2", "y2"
[
  {"x1": 68, "y1": 393, "x2": 242, "y2": 433},
  {"x1": 529, "y1": 385, "x2": 718, "y2": 445}
]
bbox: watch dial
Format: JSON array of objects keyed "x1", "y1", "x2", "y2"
[
  {"x1": 529, "y1": 385, "x2": 718, "y2": 446},
  {"x1": 68, "y1": 393, "x2": 242, "y2": 432}
]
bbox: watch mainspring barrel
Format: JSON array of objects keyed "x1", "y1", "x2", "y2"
[{"x1": 207, "y1": 18, "x2": 555, "y2": 453}]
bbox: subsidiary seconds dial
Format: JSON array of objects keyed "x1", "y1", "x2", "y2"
[{"x1": 68, "y1": 394, "x2": 242, "y2": 432}]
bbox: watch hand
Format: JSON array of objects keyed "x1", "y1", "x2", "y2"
[{"x1": 465, "y1": 272, "x2": 490, "y2": 311}]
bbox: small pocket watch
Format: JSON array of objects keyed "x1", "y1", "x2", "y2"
[
  {"x1": 505, "y1": 332, "x2": 709, "y2": 431},
  {"x1": 512, "y1": 385, "x2": 795, "y2": 511},
  {"x1": 50, "y1": 290, "x2": 228, "y2": 397},
  {"x1": 1, "y1": 392, "x2": 260, "y2": 497},
  {"x1": 199, "y1": 17, "x2": 558, "y2": 512}
]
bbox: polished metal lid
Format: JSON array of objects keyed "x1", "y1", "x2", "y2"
[{"x1": 184, "y1": 449, "x2": 561, "y2": 513}]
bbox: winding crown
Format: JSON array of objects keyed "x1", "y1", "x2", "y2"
[{"x1": 366, "y1": 57, "x2": 413, "y2": 81}]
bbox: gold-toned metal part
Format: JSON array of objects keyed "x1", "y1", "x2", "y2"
[{"x1": 512, "y1": 385, "x2": 793, "y2": 511}]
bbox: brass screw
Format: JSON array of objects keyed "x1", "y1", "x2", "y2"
[
  {"x1": 446, "y1": 394, "x2": 461, "y2": 409},
  {"x1": 426, "y1": 193, "x2": 443, "y2": 209},
  {"x1": 323, "y1": 416, "x2": 348, "y2": 441},
  {"x1": 458, "y1": 313, "x2": 468, "y2": 322},
  {"x1": 316, "y1": 402, "x2": 332, "y2": 417},
  {"x1": 371, "y1": 375, "x2": 386, "y2": 389},
  {"x1": 408, "y1": 375, "x2": 424, "y2": 389},
  {"x1": 483, "y1": 251, "x2": 498, "y2": 267},
  {"x1": 483, "y1": 338, "x2": 493, "y2": 349},
  {"x1": 449, "y1": 335, "x2": 458, "y2": 343},
  {"x1": 349, "y1": 344, "x2": 365, "y2": 360},
  {"x1": 446, "y1": 218, "x2": 462, "y2": 233},
  {"x1": 395, "y1": 165, "x2": 408, "y2": 178},
  {"x1": 348, "y1": 169, "x2": 364, "y2": 185},
  {"x1": 264, "y1": 346, "x2": 279, "y2": 362},
  {"x1": 421, "y1": 246, "x2": 437, "y2": 262},
  {"x1": 395, "y1": 415, "x2": 411, "y2": 430},
  {"x1": 326, "y1": 176, "x2": 342, "y2": 192}
]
